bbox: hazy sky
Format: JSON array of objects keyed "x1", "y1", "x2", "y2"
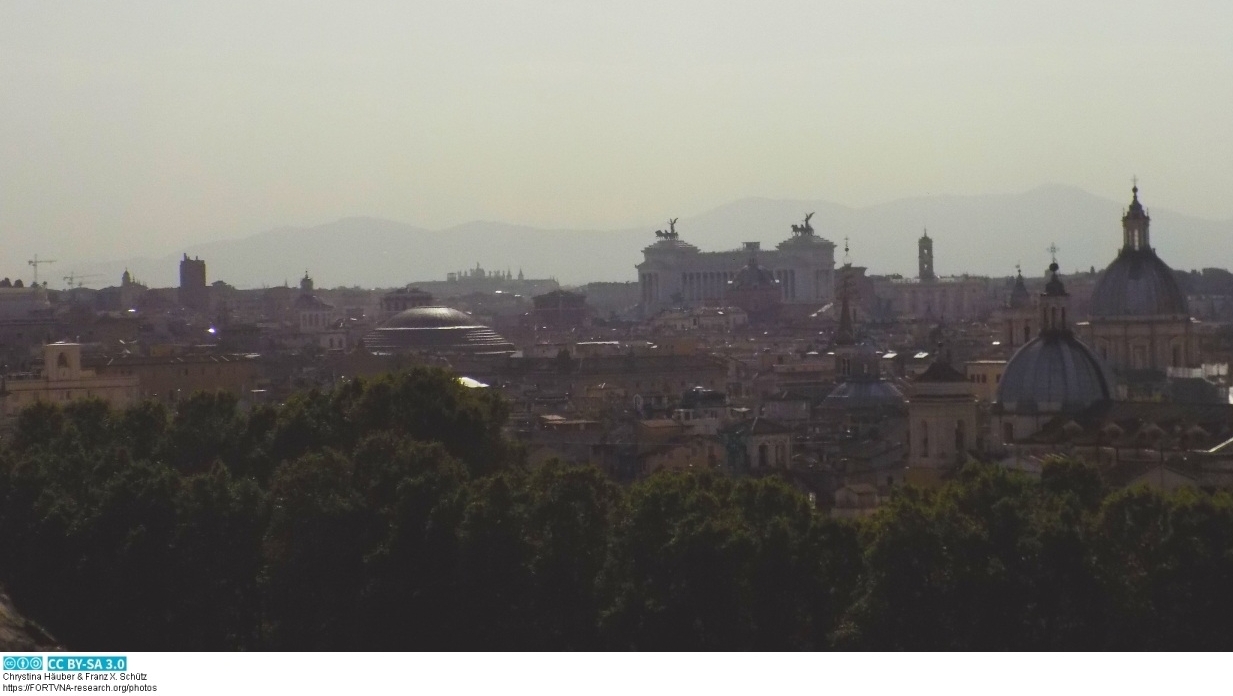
[{"x1": 3, "y1": 1, "x2": 1232, "y2": 269}]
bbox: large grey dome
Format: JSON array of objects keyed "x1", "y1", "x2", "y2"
[
  {"x1": 1089, "y1": 249, "x2": 1188, "y2": 318},
  {"x1": 995, "y1": 333, "x2": 1111, "y2": 414},
  {"x1": 365, "y1": 306, "x2": 515, "y2": 354},
  {"x1": 383, "y1": 306, "x2": 478, "y2": 328}
]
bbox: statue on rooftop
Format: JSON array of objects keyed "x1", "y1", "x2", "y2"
[
  {"x1": 654, "y1": 219, "x2": 680, "y2": 240},
  {"x1": 791, "y1": 212, "x2": 815, "y2": 236}
]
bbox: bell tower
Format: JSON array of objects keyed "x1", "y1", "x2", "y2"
[{"x1": 918, "y1": 229, "x2": 936, "y2": 281}]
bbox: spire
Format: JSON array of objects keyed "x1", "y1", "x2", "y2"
[
  {"x1": 1008, "y1": 264, "x2": 1030, "y2": 309},
  {"x1": 835, "y1": 242, "x2": 856, "y2": 346}
]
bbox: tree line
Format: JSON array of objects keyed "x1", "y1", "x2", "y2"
[{"x1": 1, "y1": 367, "x2": 1232, "y2": 650}]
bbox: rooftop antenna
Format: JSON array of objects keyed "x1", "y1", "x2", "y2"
[{"x1": 843, "y1": 237, "x2": 851, "y2": 265}]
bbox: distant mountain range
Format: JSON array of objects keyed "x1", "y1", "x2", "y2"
[{"x1": 66, "y1": 185, "x2": 1233, "y2": 290}]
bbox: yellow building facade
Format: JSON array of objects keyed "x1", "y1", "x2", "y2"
[{"x1": 2, "y1": 343, "x2": 139, "y2": 418}]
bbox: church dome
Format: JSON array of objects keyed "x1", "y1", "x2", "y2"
[
  {"x1": 365, "y1": 306, "x2": 515, "y2": 354},
  {"x1": 1089, "y1": 249, "x2": 1188, "y2": 318},
  {"x1": 995, "y1": 333, "x2": 1110, "y2": 414},
  {"x1": 997, "y1": 261, "x2": 1111, "y2": 414},
  {"x1": 1089, "y1": 185, "x2": 1189, "y2": 319}
]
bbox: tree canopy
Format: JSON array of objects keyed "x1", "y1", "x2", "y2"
[{"x1": 1, "y1": 369, "x2": 1232, "y2": 650}]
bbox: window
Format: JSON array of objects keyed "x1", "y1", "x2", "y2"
[
  {"x1": 1003, "y1": 422, "x2": 1014, "y2": 442},
  {"x1": 920, "y1": 420, "x2": 929, "y2": 458},
  {"x1": 1132, "y1": 345, "x2": 1148, "y2": 369},
  {"x1": 955, "y1": 419, "x2": 966, "y2": 452},
  {"x1": 758, "y1": 443, "x2": 769, "y2": 468}
]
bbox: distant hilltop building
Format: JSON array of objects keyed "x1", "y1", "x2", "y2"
[
  {"x1": 636, "y1": 215, "x2": 836, "y2": 313},
  {"x1": 404, "y1": 263, "x2": 559, "y2": 299}
]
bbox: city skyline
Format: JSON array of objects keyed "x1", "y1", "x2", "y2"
[
  {"x1": 4, "y1": 1, "x2": 1233, "y2": 273},
  {"x1": 33, "y1": 183, "x2": 1233, "y2": 290}
]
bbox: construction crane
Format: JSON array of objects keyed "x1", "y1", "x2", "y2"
[
  {"x1": 27, "y1": 255, "x2": 57, "y2": 286},
  {"x1": 63, "y1": 272, "x2": 103, "y2": 289}
]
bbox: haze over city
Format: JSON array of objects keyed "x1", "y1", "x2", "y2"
[
  {"x1": 10, "y1": 0, "x2": 1233, "y2": 665},
  {"x1": 3, "y1": 0, "x2": 1233, "y2": 283}
]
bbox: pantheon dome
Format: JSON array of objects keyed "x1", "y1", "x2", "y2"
[
  {"x1": 1088, "y1": 186, "x2": 1188, "y2": 319},
  {"x1": 363, "y1": 307, "x2": 515, "y2": 355}
]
